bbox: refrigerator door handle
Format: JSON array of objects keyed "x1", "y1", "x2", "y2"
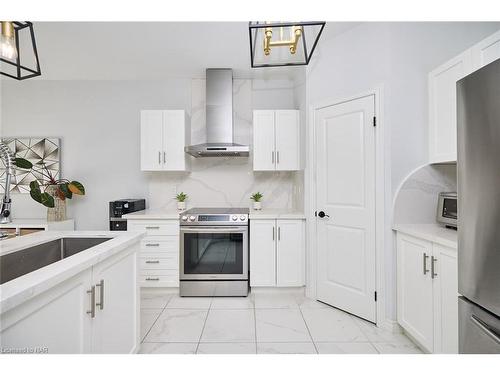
[{"x1": 471, "y1": 315, "x2": 500, "y2": 345}]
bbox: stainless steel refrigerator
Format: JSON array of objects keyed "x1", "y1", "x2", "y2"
[{"x1": 457, "y1": 57, "x2": 500, "y2": 353}]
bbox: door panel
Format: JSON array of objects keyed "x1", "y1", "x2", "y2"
[
  {"x1": 140, "y1": 110, "x2": 163, "y2": 171},
  {"x1": 432, "y1": 244, "x2": 458, "y2": 353},
  {"x1": 250, "y1": 220, "x2": 276, "y2": 286},
  {"x1": 163, "y1": 110, "x2": 186, "y2": 171},
  {"x1": 92, "y1": 246, "x2": 139, "y2": 353},
  {"x1": 316, "y1": 95, "x2": 376, "y2": 323},
  {"x1": 397, "y1": 234, "x2": 434, "y2": 352},
  {"x1": 275, "y1": 110, "x2": 300, "y2": 171},
  {"x1": 276, "y1": 220, "x2": 304, "y2": 287},
  {"x1": 253, "y1": 110, "x2": 276, "y2": 171}
]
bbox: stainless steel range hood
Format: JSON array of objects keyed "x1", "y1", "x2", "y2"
[{"x1": 185, "y1": 69, "x2": 249, "y2": 157}]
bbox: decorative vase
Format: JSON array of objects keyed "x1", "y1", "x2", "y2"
[
  {"x1": 177, "y1": 201, "x2": 186, "y2": 211},
  {"x1": 253, "y1": 201, "x2": 262, "y2": 210},
  {"x1": 46, "y1": 185, "x2": 67, "y2": 222}
]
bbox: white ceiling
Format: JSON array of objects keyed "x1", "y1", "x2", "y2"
[{"x1": 22, "y1": 22, "x2": 360, "y2": 80}]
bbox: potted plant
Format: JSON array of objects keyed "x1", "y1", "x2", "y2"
[
  {"x1": 250, "y1": 192, "x2": 263, "y2": 210},
  {"x1": 14, "y1": 157, "x2": 85, "y2": 222},
  {"x1": 175, "y1": 192, "x2": 188, "y2": 210}
]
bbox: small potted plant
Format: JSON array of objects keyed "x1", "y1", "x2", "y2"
[
  {"x1": 250, "y1": 192, "x2": 263, "y2": 210},
  {"x1": 175, "y1": 192, "x2": 188, "y2": 210},
  {"x1": 14, "y1": 157, "x2": 85, "y2": 221}
]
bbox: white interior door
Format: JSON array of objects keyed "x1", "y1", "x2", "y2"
[{"x1": 315, "y1": 95, "x2": 376, "y2": 323}]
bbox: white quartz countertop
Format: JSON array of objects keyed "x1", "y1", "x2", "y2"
[
  {"x1": 0, "y1": 230, "x2": 145, "y2": 314},
  {"x1": 0, "y1": 218, "x2": 74, "y2": 227},
  {"x1": 123, "y1": 208, "x2": 183, "y2": 220},
  {"x1": 393, "y1": 224, "x2": 458, "y2": 249},
  {"x1": 249, "y1": 209, "x2": 306, "y2": 220}
]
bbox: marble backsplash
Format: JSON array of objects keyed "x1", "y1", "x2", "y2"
[
  {"x1": 393, "y1": 163, "x2": 457, "y2": 224},
  {"x1": 147, "y1": 78, "x2": 304, "y2": 211}
]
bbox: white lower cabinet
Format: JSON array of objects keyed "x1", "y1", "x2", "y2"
[
  {"x1": 250, "y1": 219, "x2": 304, "y2": 287},
  {"x1": 0, "y1": 244, "x2": 139, "y2": 354},
  {"x1": 396, "y1": 232, "x2": 458, "y2": 353},
  {"x1": 128, "y1": 219, "x2": 180, "y2": 287}
]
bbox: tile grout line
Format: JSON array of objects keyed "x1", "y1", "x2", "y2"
[
  {"x1": 195, "y1": 298, "x2": 213, "y2": 354},
  {"x1": 298, "y1": 306, "x2": 319, "y2": 354},
  {"x1": 140, "y1": 295, "x2": 172, "y2": 345}
]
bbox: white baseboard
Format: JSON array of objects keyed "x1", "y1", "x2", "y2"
[
  {"x1": 380, "y1": 319, "x2": 403, "y2": 333},
  {"x1": 250, "y1": 286, "x2": 305, "y2": 295}
]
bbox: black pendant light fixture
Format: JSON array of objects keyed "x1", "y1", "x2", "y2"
[
  {"x1": 0, "y1": 21, "x2": 41, "y2": 80},
  {"x1": 249, "y1": 21, "x2": 325, "y2": 68}
]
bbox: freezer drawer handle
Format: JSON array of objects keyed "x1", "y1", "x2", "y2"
[{"x1": 470, "y1": 315, "x2": 500, "y2": 345}]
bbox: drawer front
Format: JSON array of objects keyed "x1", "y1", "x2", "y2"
[
  {"x1": 140, "y1": 237, "x2": 178, "y2": 253},
  {"x1": 140, "y1": 256, "x2": 178, "y2": 270},
  {"x1": 128, "y1": 221, "x2": 179, "y2": 236}
]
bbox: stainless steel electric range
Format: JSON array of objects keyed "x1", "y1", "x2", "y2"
[{"x1": 179, "y1": 207, "x2": 249, "y2": 297}]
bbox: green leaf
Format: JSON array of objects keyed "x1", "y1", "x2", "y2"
[
  {"x1": 41, "y1": 192, "x2": 55, "y2": 208},
  {"x1": 68, "y1": 181, "x2": 85, "y2": 195},
  {"x1": 59, "y1": 183, "x2": 73, "y2": 199},
  {"x1": 29, "y1": 180, "x2": 40, "y2": 191},
  {"x1": 30, "y1": 188, "x2": 42, "y2": 204},
  {"x1": 14, "y1": 158, "x2": 33, "y2": 169}
]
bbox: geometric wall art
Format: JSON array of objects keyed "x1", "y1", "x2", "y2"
[{"x1": 0, "y1": 138, "x2": 60, "y2": 194}]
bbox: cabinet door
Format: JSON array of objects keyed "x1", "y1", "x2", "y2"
[
  {"x1": 471, "y1": 29, "x2": 500, "y2": 70},
  {"x1": 91, "y1": 245, "x2": 139, "y2": 353},
  {"x1": 250, "y1": 220, "x2": 276, "y2": 286},
  {"x1": 397, "y1": 233, "x2": 434, "y2": 352},
  {"x1": 0, "y1": 269, "x2": 93, "y2": 354},
  {"x1": 140, "y1": 110, "x2": 164, "y2": 171},
  {"x1": 432, "y1": 244, "x2": 458, "y2": 354},
  {"x1": 163, "y1": 110, "x2": 189, "y2": 171},
  {"x1": 428, "y1": 50, "x2": 472, "y2": 163},
  {"x1": 253, "y1": 110, "x2": 276, "y2": 171},
  {"x1": 276, "y1": 220, "x2": 305, "y2": 287},
  {"x1": 275, "y1": 110, "x2": 300, "y2": 171}
]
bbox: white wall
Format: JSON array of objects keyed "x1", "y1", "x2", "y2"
[
  {"x1": 305, "y1": 22, "x2": 500, "y2": 321},
  {"x1": 1, "y1": 77, "x2": 301, "y2": 229}
]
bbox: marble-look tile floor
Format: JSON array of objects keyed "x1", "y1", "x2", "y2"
[{"x1": 139, "y1": 292, "x2": 423, "y2": 354}]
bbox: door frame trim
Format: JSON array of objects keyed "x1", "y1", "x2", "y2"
[{"x1": 305, "y1": 87, "x2": 387, "y2": 327}]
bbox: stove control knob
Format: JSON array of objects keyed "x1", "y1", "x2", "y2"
[
  {"x1": 232, "y1": 215, "x2": 238, "y2": 221},
  {"x1": 240, "y1": 215, "x2": 246, "y2": 221},
  {"x1": 189, "y1": 215, "x2": 196, "y2": 221},
  {"x1": 181, "y1": 215, "x2": 188, "y2": 221}
]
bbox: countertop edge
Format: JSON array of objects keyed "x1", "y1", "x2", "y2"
[{"x1": 393, "y1": 224, "x2": 457, "y2": 249}]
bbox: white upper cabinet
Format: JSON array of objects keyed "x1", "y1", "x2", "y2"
[
  {"x1": 428, "y1": 29, "x2": 500, "y2": 163},
  {"x1": 140, "y1": 110, "x2": 190, "y2": 171},
  {"x1": 253, "y1": 110, "x2": 301, "y2": 171},
  {"x1": 471, "y1": 29, "x2": 500, "y2": 70},
  {"x1": 428, "y1": 50, "x2": 472, "y2": 163},
  {"x1": 253, "y1": 110, "x2": 276, "y2": 171}
]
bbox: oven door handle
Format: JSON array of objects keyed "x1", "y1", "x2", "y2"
[{"x1": 181, "y1": 226, "x2": 248, "y2": 233}]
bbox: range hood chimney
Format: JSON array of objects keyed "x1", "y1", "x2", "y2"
[{"x1": 185, "y1": 69, "x2": 249, "y2": 157}]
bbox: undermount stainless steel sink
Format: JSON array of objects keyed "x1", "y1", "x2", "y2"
[{"x1": 0, "y1": 237, "x2": 112, "y2": 285}]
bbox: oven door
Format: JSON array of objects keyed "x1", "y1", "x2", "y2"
[{"x1": 180, "y1": 226, "x2": 248, "y2": 280}]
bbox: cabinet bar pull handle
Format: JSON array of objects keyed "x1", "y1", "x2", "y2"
[
  {"x1": 431, "y1": 256, "x2": 437, "y2": 279},
  {"x1": 470, "y1": 315, "x2": 500, "y2": 345},
  {"x1": 145, "y1": 226, "x2": 160, "y2": 229},
  {"x1": 145, "y1": 243, "x2": 160, "y2": 247},
  {"x1": 423, "y1": 253, "x2": 429, "y2": 275},
  {"x1": 158, "y1": 151, "x2": 161, "y2": 164},
  {"x1": 146, "y1": 277, "x2": 160, "y2": 281},
  {"x1": 278, "y1": 227, "x2": 281, "y2": 241},
  {"x1": 86, "y1": 286, "x2": 96, "y2": 318},
  {"x1": 277, "y1": 151, "x2": 280, "y2": 164},
  {"x1": 145, "y1": 260, "x2": 160, "y2": 264},
  {"x1": 272, "y1": 151, "x2": 275, "y2": 164},
  {"x1": 272, "y1": 226, "x2": 275, "y2": 241},
  {"x1": 163, "y1": 151, "x2": 166, "y2": 164},
  {"x1": 96, "y1": 279, "x2": 104, "y2": 310}
]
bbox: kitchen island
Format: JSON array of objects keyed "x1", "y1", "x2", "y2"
[{"x1": 0, "y1": 230, "x2": 145, "y2": 354}]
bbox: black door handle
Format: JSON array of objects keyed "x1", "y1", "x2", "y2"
[{"x1": 317, "y1": 211, "x2": 330, "y2": 218}]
